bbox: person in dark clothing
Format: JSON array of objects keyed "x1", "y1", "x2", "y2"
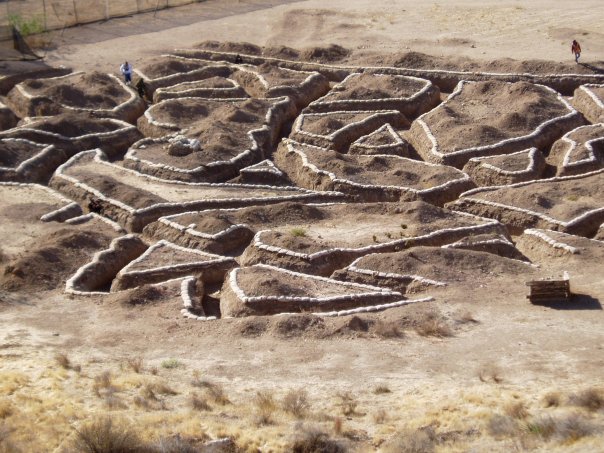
[{"x1": 571, "y1": 40, "x2": 582, "y2": 63}]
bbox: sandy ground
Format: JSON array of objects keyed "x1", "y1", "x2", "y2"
[
  {"x1": 1, "y1": 1, "x2": 604, "y2": 452},
  {"x1": 43, "y1": 0, "x2": 604, "y2": 73}
]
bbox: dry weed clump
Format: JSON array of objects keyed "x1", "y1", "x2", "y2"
[
  {"x1": 414, "y1": 313, "x2": 453, "y2": 338},
  {"x1": 290, "y1": 227, "x2": 307, "y2": 237},
  {"x1": 457, "y1": 311, "x2": 479, "y2": 324},
  {"x1": 0, "y1": 422, "x2": 21, "y2": 453},
  {"x1": 160, "y1": 358, "x2": 182, "y2": 370},
  {"x1": 542, "y1": 391, "x2": 561, "y2": 408},
  {"x1": 372, "y1": 384, "x2": 391, "y2": 395},
  {"x1": 335, "y1": 392, "x2": 358, "y2": 417},
  {"x1": 504, "y1": 401, "x2": 529, "y2": 420},
  {"x1": 373, "y1": 320, "x2": 403, "y2": 339},
  {"x1": 71, "y1": 417, "x2": 145, "y2": 453},
  {"x1": 55, "y1": 352, "x2": 81, "y2": 372},
  {"x1": 487, "y1": 414, "x2": 519, "y2": 438},
  {"x1": 253, "y1": 390, "x2": 277, "y2": 426},
  {"x1": 189, "y1": 393, "x2": 211, "y2": 412},
  {"x1": 290, "y1": 425, "x2": 347, "y2": 453},
  {"x1": 477, "y1": 363, "x2": 504, "y2": 384},
  {"x1": 92, "y1": 371, "x2": 126, "y2": 409},
  {"x1": 282, "y1": 389, "x2": 310, "y2": 419},
  {"x1": 381, "y1": 426, "x2": 437, "y2": 453},
  {"x1": 0, "y1": 401, "x2": 13, "y2": 419},
  {"x1": 191, "y1": 379, "x2": 230, "y2": 406},
  {"x1": 568, "y1": 387, "x2": 604, "y2": 411},
  {"x1": 125, "y1": 357, "x2": 145, "y2": 374},
  {"x1": 372, "y1": 409, "x2": 388, "y2": 424},
  {"x1": 524, "y1": 413, "x2": 597, "y2": 442}
]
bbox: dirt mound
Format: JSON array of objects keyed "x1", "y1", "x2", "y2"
[
  {"x1": 300, "y1": 44, "x2": 350, "y2": 63},
  {"x1": 430, "y1": 81, "x2": 569, "y2": 152},
  {"x1": 29, "y1": 113, "x2": 120, "y2": 137},
  {"x1": 263, "y1": 45, "x2": 301, "y2": 60},
  {"x1": 139, "y1": 57, "x2": 207, "y2": 79},
  {"x1": 270, "y1": 314, "x2": 326, "y2": 338},
  {"x1": 0, "y1": 228, "x2": 111, "y2": 292},
  {"x1": 112, "y1": 284, "x2": 169, "y2": 306},
  {"x1": 196, "y1": 40, "x2": 262, "y2": 55},
  {"x1": 76, "y1": 171, "x2": 167, "y2": 209}
]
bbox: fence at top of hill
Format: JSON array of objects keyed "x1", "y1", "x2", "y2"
[{"x1": 0, "y1": 0, "x2": 204, "y2": 33}]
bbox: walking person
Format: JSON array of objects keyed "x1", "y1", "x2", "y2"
[
  {"x1": 571, "y1": 40, "x2": 582, "y2": 63},
  {"x1": 120, "y1": 61, "x2": 133, "y2": 85}
]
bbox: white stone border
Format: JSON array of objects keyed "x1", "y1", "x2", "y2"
[
  {"x1": 0, "y1": 180, "x2": 75, "y2": 217},
  {"x1": 522, "y1": 229, "x2": 580, "y2": 255},
  {"x1": 284, "y1": 139, "x2": 471, "y2": 197},
  {"x1": 350, "y1": 123, "x2": 406, "y2": 152},
  {"x1": 0, "y1": 115, "x2": 138, "y2": 143},
  {"x1": 308, "y1": 72, "x2": 433, "y2": 109},
  {"x1": 466, "y1": 148, "x2": 540, "y2": 176},
  {"x1": 455, "y1": 168, "x2": 604, "y2": 229},
  {"x1": 173, "y1": 48, "x2": 604, "y2": 84},
  {"x1": 240, "y1": 159, "x2": 284, "y2": 177},
  {"x1": 65, "y1": 234, "x2": 139, "y2": 295},
  {"x1": 250, "y1": 210, "x2": 501, "y2": 261},
  {"x1": 64, "y1": 212, "x2": 125, "y2": 232},
  {"x1": 154, "y1": 77, "x2": 245, "y2": 101},
  {"x1": 578, "y1": 84, "x2": 604, "y2": 109},
  {"x1": 129, "y1": 96, "x2": 292, "y2": 176},
  {"x1": 414, "y1": 80, "x2": 579, "y2": 164},
  {"x1": 11, "y1": 71, "x2": 141, "y2": 118},
  {"x1": 559, "y1": 123, "x2": 604, "y2": 169},
  {"x1": 116, "y1": 239, "x2": 234, "y2": 278},
  {"x1": 0, "y1": 138, "x2": 54, "y2": 176},
  {"x1": 52, "y1": 149, "x2": 344, "y2": 229},
  {"x1": 345, "y1": 255, "x2": 447, "y2": 287}
]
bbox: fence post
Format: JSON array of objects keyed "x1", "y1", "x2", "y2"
[{"x1": 105, "y1": 0, "x2": 109, "y2": 20}]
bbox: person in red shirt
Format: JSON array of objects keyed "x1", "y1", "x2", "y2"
[{"x1": 571, "y1": 40, "x2": 582, "y2": 63}]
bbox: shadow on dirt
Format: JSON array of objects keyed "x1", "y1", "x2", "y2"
[{"x1": 532, "y1": 293, "x2": 602, "y2": 310}]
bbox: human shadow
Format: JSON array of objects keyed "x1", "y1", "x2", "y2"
[
  {"x1": 531, "y1": 293, "x2": 602, "y2": 310},
  {"x1": 579, "y1": 62, "x2": 604, "y2": 75}
]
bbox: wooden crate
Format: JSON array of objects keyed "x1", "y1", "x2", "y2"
[{"x1": 526, "y1": 272, "x2": 571, "y2": 303}]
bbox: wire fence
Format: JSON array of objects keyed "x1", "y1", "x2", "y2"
[{"x1": 0, "y1": 0, "x2": 204, "y2": 33}]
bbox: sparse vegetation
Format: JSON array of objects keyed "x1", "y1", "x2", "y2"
[
  {"x1": 542, "y1": 391, "x2": 561, "y2": 408},
  {"x1": 71, "y1": 417, "x2": 145, "y2": 453},
  {"x1": 505, "y1": 401, "x2": 529, "y2": 419},
  {"x1": 282, "y1": 389, "x2": 310, "y2": 418},
  {"x1": 8, "y1": 14, "x2": 44, "y2": 37},
  {"x1": 254, "y1": 390, "x2": 277, "y2": 425},
  {"x1": 372, "y1": 384, "x2": 391, "y2": 395},
  {"x1": 382, "y1": 426, "x2": 437, "y2": 453},
  {"x1": 161, "y1": 359, "x2": 182, "y2": 370},
  {"x1": 568, "y1": 387, "x2": 604, "y2": 411},
  {"x1": 415, "y1": 313, "x2": 453, "y2": 338},
  {"x1": 477, "y1": 363, "x2": 504, "y2": 384},
  {"x1": 191, "y1": 379, "x2": 230, "y2": 405},
  {"x1": 290, "y1": 426, "x2": 347, "y2": 453},
  {"x1": 55, "y1": 352, "x2": 81, "y2": 372},
  {"x1": 290, "y1": 227, "x2": 307, "y2": 237},
  {"x1": 336, "y1": 392, "x2": 358, "y2": 417},
  {"x1": 125, "y1": 357, "x2": 144, "y2": 374},
  {"x1": 189, "y1": 393, "x2": 211, "y2": 411},
  {"x1": 488, "y1": 414, "x2": 518, "y2": 438},
  {"x1": 373, "y1": 320, "x2": 403, "y2": 339}
]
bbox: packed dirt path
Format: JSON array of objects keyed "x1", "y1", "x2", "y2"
[{"x1": 44, "y1": 0, "x2": 604, "y2": 73}]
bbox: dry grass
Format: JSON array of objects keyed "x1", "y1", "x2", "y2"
[
  {"x1": 415, "y1": 313, "x2": 453, "y2": 338},
  {"x1": 487, "y1": 414, "x2": 518, "y2": 438},
  {"x1": 381, "y1": 426, "x2": 437, "y2": 453},
  {"x1": 373, "y1": 320, "x2": 403, "y2": 339},
  {"x1": 290, "y1": 227, "x2": 307, "y2": 237},
  {"x1": 504, "y1": 401, "x2": 529, "y2": 420},
  {"x1": 477, "y1": 364, "x2": 503, "y2": 384},
  {"x1": 151, "y1": 435, "x2": 199, "y2": 453},
  {"x1": 71, "y1": 417, "x2": 145, "y2": 453},
  {"x1": 282, "y1": 389, "x2": 310, "y2": 419},
  {"x1": 336, "y1": 392, "x2": 358, "y2": 417},
  {"x1": 191, "y1": 379, "x2": 230, "y2": 405},
  {"x1": 160, "y1": 359, "x2": 182, "y2": 370},
  {"x1": 568, "y1": 387, "x2": 604, "y2": 411},
  {"x1": 125, "y1": 357, "x2": 144, "y2": 374},
  {"x1": 189, "y1": 393, "x2": 211, "y2": 412},
  {"x1": 55, "y1": 352, "x2": 81, "y2": 372},
  {"x1": 372, "y1": 409, "x2": 388, "y2": 424},
  {"x1": 457, "y1": 311, "x2": 479, "y2": 324},
  {"x1": 290, "y1": 426, "x2": 347, "y2": 453},
  {"x1": 524, "y1": 413, "x2": 597, "y2": 442},
  {"x1": 372, "y1": 385, "x2": 391, "y2": 395},
  {"x1": 542, "y1": 391, "x2": 561, "y2": 408},
  {"x1": 253, "y1": 390, "x2": 277, "y2": 426}
]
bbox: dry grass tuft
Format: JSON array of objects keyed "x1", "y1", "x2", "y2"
[
  {"x1": 189, "y1": 393, "x2": 211, "y2": 412},
  {"x1": 488, "y1": 414, "x2": 518, "y2": 438},
  {"x1": 0, "y1": 401, "x2": 13, "y2": 420},
  {"x1": 382, "y1": 426, "x2": 436, "y2": 453},
  {"x1": 336, "y1": 392, "x2": 358, "y2": 417},
  {"x1": 372, "y1": 409, "x2": 388, "y2": 424},
  {"x1": 373, "y1": 320, "x2": 403, "y2": 339},
  {"x1": 148, "y1": 382, "x2": 177, "y2": 396},
  {"x1": 552, "y1": 413, "x2": 597, "y2": 441},
  {"x1": 55, "y1": 352, "x2": 81, "y2": 372},
  {"x1": 290, "y1": 425, "x2": 347, "y2": 453},
  {"x1": 568, "y1": 387, "x2": 604, "y2": 411},
  {"x1": 457, "y1": 311, "x2": 479, "y2": 324},
  {"x1": 254, "y1": 390, "x2": 277, "y2": 426},
  {"x1": 333, "y1": 417, "x2": 343, "y2": 436},
  {"x1": 125, "y1": 357, "x2": 144, "y2": 374},
  {"x1": 191, "y1": 379, "x2": 230, "y2": 405},
  {"x1": 160, "y1": 358, "x2": 182, "y2": 369},
  {"x1": 477, "y1": 364, "x2": 503, "y2": 384},
  {"x1": 542, "y1": 391, "x2": 561, "y2": 408},
  {"x1": 0, "y1": 422, "x2": 21, "y2": 453},
  {"x1": 92, "y1": 371, "x2": 115, "y2": 397},
  {"x1": 151, "y1": 435, "x2": 199, "y2": 453},
  {"x1": 372, "y1": 384, "x2": 391, "y2": 395},
  {"x1": 282, "y1": 389, "x2": 310, "y2": 419},
  {"x1": 415, "y1": 313, "x2": 453, "y2": 338},
  {"x1": 504, "y1": 401, "x2": 529, "y2": 420},
  {"x1": 290, "y1": 227, "x2": 307, "y2": 237},
  {"x1": 71, "y1": 417, "x2": 145, "y2": 453}
]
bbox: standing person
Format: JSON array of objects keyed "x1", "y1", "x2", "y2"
[
  {"x1": 571, "y1": 40, "x2": 582, "y2": 63},
  {"x1": 120, "y1": 61, "x2": 133, "y2": 85}
]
